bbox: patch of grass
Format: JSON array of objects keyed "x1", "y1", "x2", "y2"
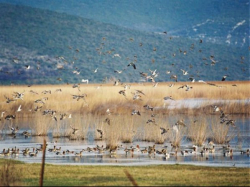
[
  {"x1": 0, "y1": 159, "x2": 24, "y2": 186},
  {"x1": 0, "y1": 159, "x2": 249, "y2": 186}
]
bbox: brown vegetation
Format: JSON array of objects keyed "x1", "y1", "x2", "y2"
[{"x1": 0, "y1": 81, "x2": 249, "y2": 146}]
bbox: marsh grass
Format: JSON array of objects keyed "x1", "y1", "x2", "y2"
[
  {"x1": 187, "y1": 117, "x2": 209, "y2": 146},
  {"x1": 209, "y1": 117, "x2": 237, "y2": 144},
  {"x1": 119, "y1": 115, "x2": 137, "y2": 143},
  {"x1": 0, "y1": 81, "x2": 249, "y2": 147},
  {"x1": 32, "y1": 114, "x2": 52, "y2": 136}
]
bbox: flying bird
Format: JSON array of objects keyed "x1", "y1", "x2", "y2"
[
  {"x1": 221, "y1": 75, "x2": 228, "y2": 81},
  {"x1": 17, "y1": 105, "x2": 22, "y2": 112},
  {"x1": 160, "y1": 127, "x2": 169, "y2": 135},
  {"x1": 70, "y1": 125, "x2": 79, "y2": 134},
  {"x1": 97, "y1": 129, "x2": 103, "y2": 139},
  {"x1": 163, "y1": 96, "x2": 174, "y2": 101},
  {"x1": 131, "y1": 109, "x2": 141, "y2": 116},
  {"x1": 104, "y1": 117, "x2": 111, "y2": 125},
  {"x1": 127, "y1": 62, "x2": 136, "y2": 69}
]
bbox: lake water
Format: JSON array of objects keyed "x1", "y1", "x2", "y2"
[{"x1": 0, "y1": 115, "x2": 249, "y2": 168}]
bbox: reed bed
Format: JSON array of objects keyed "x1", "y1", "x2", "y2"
[
  {"x1": 0, "y1": 81, "x2": 249, "y2": 148},
  {"x1": 209, "y1": 117, "x2": 237, "y2": 144},
  {"x1": 187, "y1": 117, "x2": 209, "y2": 146}
]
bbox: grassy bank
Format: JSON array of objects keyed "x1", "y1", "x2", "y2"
[{"x1": 0, "y1": 159, "x2": 249, "y2": 186}]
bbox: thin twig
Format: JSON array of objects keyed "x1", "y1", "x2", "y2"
[
  {"x1": 40, "y1": 139, "x2": 46, "y2": 186},
  {"x1": 124, "y1": 169, "x2": 138, "y2": 186}
]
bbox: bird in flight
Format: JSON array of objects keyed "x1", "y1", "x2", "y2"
[
  {"x1": 163, "y1": 96, "x2": 174, "y2": 101},
  {"x1": 221, "y1": 75, "x2": 228, "y2": 81},
  {"x1": 17, "y1": 105, "x2": 22, "y2": 112},
  {"x1": 127, "y1": 62, "x2": 136, "y2": 69},
  {"x1": 131, "y1": 109, "x2": 141, "y2": 116},
  {"x1": 70, "y1": 125, "x2": 79, "y2": 134},
  {"x1": 160, "y1": 127, "x2": 169, "y2": 135}
]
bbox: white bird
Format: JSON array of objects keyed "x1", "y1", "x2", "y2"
[
  {"x1": 17, "y1": 105, "x2": 22, "y2": 112},
  {"x1": 112, "y1": 54, "x2": 121, "y2": 58},
  {"x1": 181, "y1": 69, "x2": 188, "y2": 75},
  {"x1": 73, "y1": 70, "x2": 80, "y2": 75},
  {"x1": 114, "y1": 70, "x2": 123, "y2": 74},
  {"x1": 82, "y1": 79, "x2": 89, "y2": 84},
  {"x1": 25, "y1": 65, "x2": 30, "y2": 70},
  {"x1": 173, "y1": 125, "x2": 179, "y2": 134},
  {"x1": 94, "y1": 68, "x2": 98, "y2": 73},
  {"x1": 1, "y1": 111, "x2": 5, "y2": 118},
  {"x1": 106, "y1": 108, "x2": 111, "y2": 115}
]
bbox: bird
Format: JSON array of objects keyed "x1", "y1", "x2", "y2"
[
  {"x1": 160, "y1": 127, "x2": 169, "y2": 135},
  {"x1": 93, "y1": 68, "x2": 98, "y2": 73},
  {"x1": 81, "y1": 79, "x2": 89, "y2": 84},
  {"x1": 168, "y1": 84, "x2": 174, "y2": 87},
  {"x1": 180, "y1": 69, "x2": 188, "y2": 75},
  {"x1": 175, "y1": 119, "x2": 186, "y2": 127},
  {"x1": 127, "y1": 62, "x2": 136, "y2": 69},
  {"x1": 17, "y1": 105, "x2": 22, "y2": 112},
  {"x1": 146, "y1": 118, "x2": 156, "y2": 124},
  {"x1": 72, "y1": 70, "x2": 80, "y2": 75},
  {"x1": 10, "y1": 126, "x2": 19, "y2": 135},
  {"x1": 170, "y1": 75, "x2": 178, "y2": 82},
  {"x1": 163, "y1": 96, "x2": 174, "y2": 101},
  {"x1": 143, "y1": 105, "x2": 154, "y2": 111},
  {"x1": 24, "y1": 65, "x2": 30, "y2": 70},
  {"x1": 221, "y1": 75, "x2": 228, "y2": 81},
  {"x1": 104, "y1": 117, "x2": 111, "y2": 125},
  {"x1": 225, "y1": 120, "x2": 236, "y2": 127},
  {"x1": 213, "y1": 105, "x2": 220, "y2": 112},
  {"x1": 70, "y1": 125, "x2": 79, "y2": 135},
  {"x1": 106, "y1": 108, "x2": 111, "y2": 115},
  {"x1": 97, "y1": 129, "x2": 103, "y2": 139},
  {"x1": 189, "y1": 77, "x2": 195, "y2": 82},
  {"x1": 118, "y1": 90, "x2": 126, "y2": 97},
  {"x1": 114, "y1": 70, "x2": 123, "y2": 74},
  {"x1": 131, "y1": 109, "x2": 141, "y2": 116},
  {"x1": 5, "y1": 115, "x2": 16, "y2": 120},
  {"x1": 112, "y1": 54, "x2": 121, "y2": 58},
  {"x1": 4, "y1": 95, "x2": 15, "y2": 103},
  {"x1": 75, "y1": 151, "x2": 83, "y2": 157}
]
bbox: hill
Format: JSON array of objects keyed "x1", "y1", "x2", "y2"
[
  {"x1": 0, "y1": 0, "x2": 249, "y2": 48},
  {"x1": 0, "y1": 3, "x2": 248, "y2": 85}
]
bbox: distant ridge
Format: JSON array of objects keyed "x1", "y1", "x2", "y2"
[{"x1": 0, "y1": 3, "x2": 248, "y2": 85}]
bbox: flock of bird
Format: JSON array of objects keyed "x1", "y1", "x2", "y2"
[
  {"x1": 0, "y1": 140, "x2": 249, "y2": 164},
  {"x1": 0, "y1": 33, "x2": 248, "y2": 166}
]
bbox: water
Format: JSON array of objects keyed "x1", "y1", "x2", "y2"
[{"x1": 0, "y1": 115, "x2": 249, "y2": 168}]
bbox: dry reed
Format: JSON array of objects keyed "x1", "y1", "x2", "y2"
[
  {"x1": 187, "y1": 117, "x2": 209, "y2": 146},
  {"x1": 0, "y1": 81, "x2": 248, "y2": 146},
  {"x1": 0, "y1": 159, "x2": 23, "y2": 186},
  {"x1": 209, "y1": 117, "x2": 237, "y2": 144}
]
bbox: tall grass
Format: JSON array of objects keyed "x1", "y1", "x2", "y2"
[
  {"x1": 0, "y1": 81, "x2": 248, "y2": 146},
  {"x1": 187, "y1": 117, "x2": 209, "y2": 146},
  {"x1": 0, "y1": 160, "x2": 23, "y2": 186},
  {"x1": 209, "y1": 117, "x2": 237, "y2": 144}
]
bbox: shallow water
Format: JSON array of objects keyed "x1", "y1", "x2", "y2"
[
  {"x1": 0, "y1": 133, "x2": 249, "y2": 168},
  {"x1": 0, "y1": 115, "x2": 249, "y2": 168}
]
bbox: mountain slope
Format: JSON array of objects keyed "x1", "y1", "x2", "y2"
[
  {"x1": 0, "y1": 3, "x2": 248, "y2": 85},
  {"x1": 0, "y1": 0, "x2": 249, "y2": 48}
]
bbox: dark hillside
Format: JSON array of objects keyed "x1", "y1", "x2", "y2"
[{"x1": 0, "y1": 3, "x2": 248, "y2": 85}]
